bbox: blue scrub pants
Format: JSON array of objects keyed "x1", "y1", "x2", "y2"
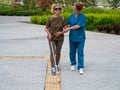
[{"x1": 69, "y1": 40, "x2": 85, "y2": 70}]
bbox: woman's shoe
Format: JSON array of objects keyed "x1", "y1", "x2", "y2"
[
  {"x1": 71, "y1": 65, "x2": 76, "y2": 71},
  {"x1": 51, "y1": 68, "x2": 56, "y2": 76},
  {"x1": 79, "y1": 68, "x2": 84, "y2": 75}
]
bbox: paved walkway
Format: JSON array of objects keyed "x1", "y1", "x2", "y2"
[
  {"x1": 62, "y1": 28, "x2": 120, "y2": 90},
  {"x1": 0, "y1": 59, "x2": 47, "y2": 90},
  {"x1": 0, "y1": 16, "x2": 120, "y2": 90}
]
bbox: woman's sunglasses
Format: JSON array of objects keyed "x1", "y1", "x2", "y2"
[{"x1": 54, "y1": 8, "x2": 61, "y2": 11}]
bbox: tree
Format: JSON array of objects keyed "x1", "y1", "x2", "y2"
[
  {"x1": 12, "y1": 0, "x2": 21, "y2": 10},
  {"x1": 80, "y1": 0, "x2": 97, "y2": 7},
  {"x1": 108, "y1": 0, "x2": 120, "y2": 9},
  {"x1": 37, "y1": 0, "x2": 52, "y2": 10},
  {"x1": 23, "y1": 0, "x2": 36, "y2": 10},
  {"x1": 53, "y1": 0, "x2": 97, "y2": 8}
]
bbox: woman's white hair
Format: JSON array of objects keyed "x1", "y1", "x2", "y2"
[{"x1": 51, "y1": 4, "x2": 63, "y2": 14}]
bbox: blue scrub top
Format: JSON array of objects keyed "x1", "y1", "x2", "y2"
[{"x1": 68, "y1": 13, "x2": 86, "y2": 42}]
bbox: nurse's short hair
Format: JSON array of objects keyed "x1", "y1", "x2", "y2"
[
  {"x1": 51, "y1": 4, "x2": 63, "y2": 14},
  {"x1": 74, "y1": 2, "x2": 84, "y2": 11}
]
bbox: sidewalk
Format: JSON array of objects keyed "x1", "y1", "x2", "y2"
[
  {"x1": 0, "y1": 59, "x2": 47, "y2": 90},
  {"x1": 0, "y1": 16, "x2": 120, "y2": 90},
  {"x1": 62, "y1": 31, "x2": 120, "y2": 90}
]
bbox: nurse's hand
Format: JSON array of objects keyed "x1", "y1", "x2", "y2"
[{"x1": 64, "y1": 27, "x2": 71, "y2": 33}]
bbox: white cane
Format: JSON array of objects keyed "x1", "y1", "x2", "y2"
[{"x1": 50, "y1": 41, "x2": 60, "y2": 83}]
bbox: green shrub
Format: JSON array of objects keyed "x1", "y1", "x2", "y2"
[
  {"x1": 61, "y1": 12, "x2": 71, "y2": 20},
  {"x1": 63, "y1": 7, "x2": 73, "y2": 13},
  {"x1": 0, "y1": 7, "x2": 120, "y2": 16},
  {"x1": 31, "y1": 16, "x2": 38, "y2": 24},
  {"x1": 44, "y1": 8, "x2": 52, "y2": 15},
  {"x1": 31, "y1": 15, "x2": 50, "y2": 25},
  {"x1": 85, "y1": 13, "x2": 120, "y2": 31},
  {"x1": 97, "y1": 24, "x2": 120, "y2": 34},
  {"x1": 0, "y1": 9, "x2": 45, "y2": 16},
  {"x1": 29, "y1": 8, "x2": 120, "y2": 34},
  {"x1": 83, "y1": 8, "x2": 120, "y2": 14},
  {"x1": 86, "y1": 23, "x2": 96, "y2": 31},
  {"x1": 30, "y1": 13, "x2": 120, "y2": 29},
  {"x1": 39, "y1": 15, "x2": 50, "y2": 25}
]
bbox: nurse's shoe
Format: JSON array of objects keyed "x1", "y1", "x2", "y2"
[
  {"x1": 71, "y1": 65, "x2": 76, "y2": 71},
  {"x1": 79, "y1": 68, "x2": 84, "y2": 75}
]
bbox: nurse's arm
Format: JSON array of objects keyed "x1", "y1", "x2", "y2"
[
  {"x1": 65, "y1": 25, "x2": 80, "y2": 31},
  {"x1": 70, "y1": 25, "x2": 80, "y2": 30}
]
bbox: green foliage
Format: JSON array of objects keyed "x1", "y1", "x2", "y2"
[
  {"x1": 97, "y1": 24, "x2": 120, "y2": 34},
  {"x1": 54, "y1": 0, "x2": 97, "y2": 7},
  {"x1": 83, "y1": 8, "x2": 120, "y2": 14},
  {"x1": 86, "y1": 23, "x2": 96, "y2": 31},
  {"x1": 63, "y1": 7, "x2": 73, "y2": 13},
  {"x1": 30, "y1": 12, "x2": 71, "y2": 25},
  {"x1": 23, "y1": 0, "x2": 36, "y2": 10},
  {"x1": 30, "y1": 8, "x2": 120, "y2": 34},
  {"x1": 85, "y1": 13, "x2": 120, "y2": 30},
  {"x1": 80, "y1": 0, "x2": 97, "y2": 7},
  {"x1": 0, "y1": 9, "x2": 50, "y2": 16},
  {"x1": 1, "y1": 6, "x2": 120, "y2": 16},
  {"x1": 61, "y1": 12, "x2": 71, "y2": 20},
  {"x1": 86, "y1": 13, "x2": 120, "y2": 25},
  {"x1": 31, "y1": 15, "x2": 50, "y2": 25}
]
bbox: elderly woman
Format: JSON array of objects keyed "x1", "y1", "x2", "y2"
[
  {"x1": 65, "y1": 3, "x2": 86, "y2": 75},
  {"x1": 45, "y1": 4, "x2": 67, "y2": 76}
]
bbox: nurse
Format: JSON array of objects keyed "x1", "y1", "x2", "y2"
[{"x1": 65, "y1": 2, "x2": 86, "y2": 75}]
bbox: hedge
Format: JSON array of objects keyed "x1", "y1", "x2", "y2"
[
  {"x1": 82, "y1": 8, "x2": 120, "y2": 14},
  {"x1": 31, "y1": 13, "x2": 120, "y2": 26},
  {"x1": 0, "y1": 8, "x2": 52, "y2": 16},
  {"x1": 0, "y1": 10, "x2": 43, "y2": 16},
  {"x1": 97, "y1": 24, "x2": 120, "y2": 34},
  {"x1": 0, "y1": 8, "x2": 120, "y2": 16},
  {"x1": 31, "y1": 12, "x2": 120, "y2": 34},
  {"x1": 31, "y1": 15, "x2": 50, "y2": 25},
  {"x1": 86, "y1": 14, "x2": 120, "y2": 25},
  {"x1": 85, "y1": 13, "x2": 120, "y2": 30}
]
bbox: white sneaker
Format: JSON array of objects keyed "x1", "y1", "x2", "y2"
[
  {"x1": 71, "y1": 65, "x2": 76, "y2": 71},
  {"x1": 79, "y1": 68, "x2": 84, "y2": 75}
]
